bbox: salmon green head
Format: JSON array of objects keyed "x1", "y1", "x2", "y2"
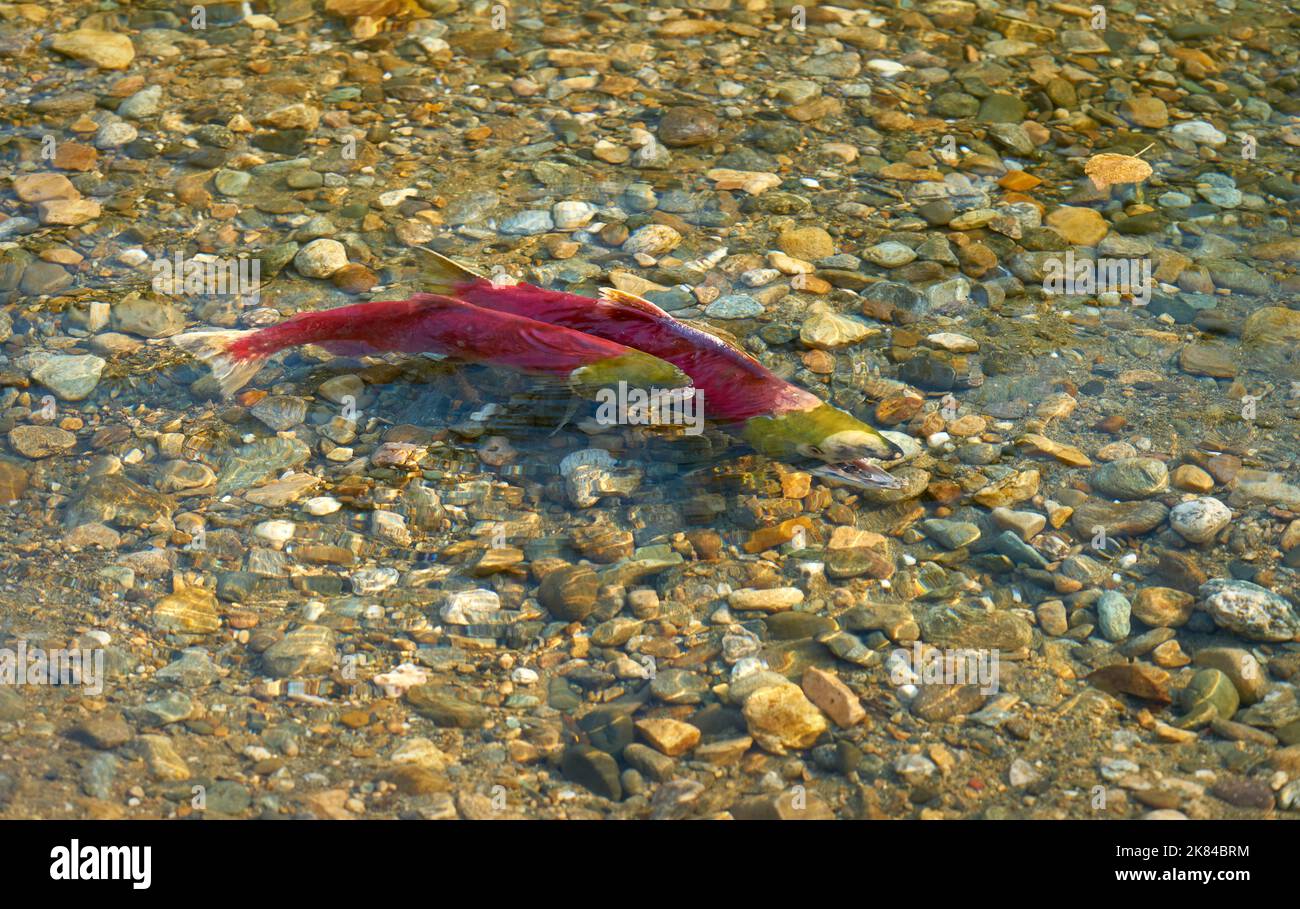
[
  {"x1": 569, "y1": 351, "x2": 692, "y2": 397},
  {"x1": 741, "y1": 403, "x2": 905, "y2": 489}
]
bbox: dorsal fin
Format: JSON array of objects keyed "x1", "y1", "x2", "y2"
[
  {"x1": 679, "y1": 318, "x2": 763, "y2": 365},
  {"x1": 414, "y1": 246, "x2": 489, "y2": 283},
  {"x1": 598, "y1": 286, "x2": 671, "y2": 318},
  {"x1": 599, "y1": 287, "x2": 763, "y2": 366}
]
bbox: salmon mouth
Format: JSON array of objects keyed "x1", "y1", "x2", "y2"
[{"x1": 806, "y1": 457, "x2": 904, "y2": 490}]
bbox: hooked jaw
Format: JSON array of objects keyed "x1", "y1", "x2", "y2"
[
  {"x1": 806, "y1": 457, "x2": 904, "y2": 490},
  {"x1": 743, "y1": 407, "x2": 907, "y2": 490},
  {"x1": 811, "y1": 429, "x2": 906, "y2": 490}
]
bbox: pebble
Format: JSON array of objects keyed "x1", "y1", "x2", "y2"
[
  {"x1": 778, "y1": 227, "x2": 835, "y2": 261},
  {"x1": 1097, "y1": 591, "x2": 1133, "y2": 642},
  {"x1": 1090, "y1": 458, "x2": 1169, "y2": 500},
  {"x1": 1169, "y1": 497, "x2": 1231, "y2": 544},
  {"x1": 1132, "y1": 588, "x2": 1195, "y2": 628},
  {"x1": 741, "y1": 683, "x2": 828, "y2": 755},
  {"x1": 293, "y1": 239, "x2": 349, "y2": 278},
  {"x1": 1198, "y1": 579, "x2": 1300, "y2": 642},
  {"x1": 862, "y1": 241, "x2": 916, "y2": 268},
  {"x1": 50, "y1": 29, "x2": 135, "y2": 69},
  {"x1": 623, "y1": 224, "x2": 681, "y2": 257},
  {"x1": 728, "y1": 587, "x2": 804, "y2": 613},
  {"x1": 9, "y1": 426, "x2": 76, "y2": 459}
]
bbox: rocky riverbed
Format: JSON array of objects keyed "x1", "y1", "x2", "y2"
[{"x1": 1, "y1": 0, "x2": 1299, "y2": 820}]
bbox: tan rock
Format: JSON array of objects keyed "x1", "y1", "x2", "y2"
[
  {"x1": 801, "y1": 667, "x2": 865, "y2": 727},
  {"x1": 973, "y1": 469, "x2": 1040, "y2": 507},
  {"x1": 1171, "y1": 464, "x2": 1214, "y2": 493},
  {"x1": 36, "y1": 199, "x2": 101, "y2": 226},
  {"x1": 50, "y1": 29, "x2": 135, "y2": 69},
  {"x1": 13, "y1": 173, "x2": 79, "y2": 203},
  {"x1": 1046, "y1": 206, "x2": 1108, "y2": 246},
  {"x1": 1242, "y1": 307, "x2": 1300, "y2": 348},
  {"x1": 635, "y1": 717, "x2": 701, "y2": 756},
  {"x1": 706, "y1": 168, "x2": 781, "y2": 195},
  {"x1": 742, "y1": 683, "x2": 828, "y2": 754},
  {"x1": 1132, "y1": 587, "x2": 1195, "y2": 628},
  {"x1": 728, "y1": 587, "x2": 804, "y2": 612},
  {"x1": 152, "y1": 587, "x2": 221, "y2": 634},
  {"x1": 694, "y1": 736, "x2": 752, "y2": 764},
  {"x1": 1017, "y1": 433, "x2": 1092, "y2": 467},
  {"x1": 1179, "y1": 344, "x2": 1236, "y2": 378},
  {"x1": 778, "y1": 226, "x2": 835, "y2": 260},
  {"x1": 799, "y1": 305, "x2": 876, "y2": 349}
]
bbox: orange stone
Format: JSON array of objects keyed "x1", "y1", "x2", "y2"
[
  {"x1": 998, "y1": 170, "x2": 1042, "y2": 192},
  {"x1": 875, "y1": 392, "x2": 924, "y2": 425},
  {"x1": 744, "y1": 516, "x2": 817, "y2": 554},
  {"x1": 53, "y1": 142, "x2": 99, "y2": 172},
  {"x1": 791, "y1": 273, "x2": 831, "y2": 294},
  {"x1": 801, "y1": 667, "x2": 865, "y2": 727}
]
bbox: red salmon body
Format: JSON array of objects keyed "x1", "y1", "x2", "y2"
[
  {"x1": 173, "y1": 293, "x2": 689, "y2": 398},
  {"x1": 440, "y1": 280, "x2": 821, "y2": 423}
]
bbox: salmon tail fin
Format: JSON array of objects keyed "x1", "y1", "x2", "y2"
[
  {"x1": 413, "y1": 246, "x2": 487, "y2": 292},
  {"x1": 171, "y1": 329, "x2": 266, "y2": 398}
]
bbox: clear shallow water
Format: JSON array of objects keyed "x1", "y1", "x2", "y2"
[{"x1": 0, "y1": 0, "x2": 1298, "y2": 820}]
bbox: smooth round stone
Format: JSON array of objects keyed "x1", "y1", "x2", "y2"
[
  {"x1": 778, "y1": 226, "x2": 835, "y2": 260},
  {"x1": 1198, "y1": 579, "x2": 1300, "y2": 642},
  {"x1": 8, "y1": 425, "x2": 76, "y2": 459},
  {"x1": 977, "y1": 92, "x2": 1027, "y2": 123},
  {"x1": 993, "y1": 530, "x2": 1049, "y2": 569},
  {"x1": 919, "y1": 518, "x2": 981, "y2": 549},
  {"x1": 1171, "y1": 464, "x2": 1214, "y2": 492},
  {"x1": 31, "y1": 354, "x2": 106, "y2": 401},
  {"x1": 957, "y1": 441, "x2": 1002, "y2": 465},
  {"x1": 118, "y1": 85, "x2": 163, "y2": 119},
  {"x1": 445, "y1": 191, "x2": 499, "y2": 225},
  {"x1": 1180, "y1": 668, "x2": 1239, "y2": 720},
  {"x1": 1169, "y1": 497, "x2": 1231, "y2": 543},
  {"x1": 862, "y1": 240, "x2": 917, "y2": 268},
  {"x1": 214, "y1": 169, "x2": 251, "y2": 196},
  {"x1": 561, "y1": 745, "x2": 622, "y2": 800},
  {"x1": 440, "y1": 589, "x2": 501, "y2": 625},
  {"x1": 286, "y1": 169, "x2": 324, "y2": 189},
  {"x1": 1097, "y1": 591, "x2": 1132, "y2": 642},
  {"x1": 623, "y1": 224, "x2": 681, "y2": 256},
  {"x1": 293, "y1": 239, "x2": 348, "y2": 278},
  {"x1": 94, "y1": 120, "x2": 138, "y2": 149},
  {"x1": 799, "y1": 307, "x2": 873, "y2": 348},
  {"x1": 932, "y1": 92, "x2": 979, "y2": 118},
  {"x1": 1132, "y1": 587, "x2": 1195, "y2": 627},
  {"x1": 303, "y1": 496, "x2": 341, "y2": 516},
  {"x1": 1090, "y1": 458, "x2": 1168, "y2": 500},
  {"x1": 1198, "y1": 185, "x2": 1242, "y2": 208},
  {"x1": 253, "y1": 520, "x2": 295, "y2": 545},
  {"x1": 1171, "y1": 120, "x2": 1227, "y2": 146},
  {"x1": 1193, "y1": 647, "x2": 1267, "y2": 705},
  {"x1": 500, "y1": 210, "x2": 554, "y2": 235},
  {"x1": 250, "y1": 395, "x2": 307, "y2": 431},
  {"x1": 351, "y1": 567, "x2": 399, "y2": 594},
  {"x1": 704, "y1": 294, "x2": 764, "y2": 319},
  {"x1": 552, "y1": 200, "x2": 596, "y2": 230},
  {"x1": 50, "y1": 28, "x2": 136, "y2": 69},
  {"x1": 650, "y1": 668, "x2": 708, "y2": 704},
  {"x1": 825, "y1": 547, "x2": 893, "y2": 580},
  {"x1": 657, "y1": 106, "x2": 719, "y2": 147}
]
